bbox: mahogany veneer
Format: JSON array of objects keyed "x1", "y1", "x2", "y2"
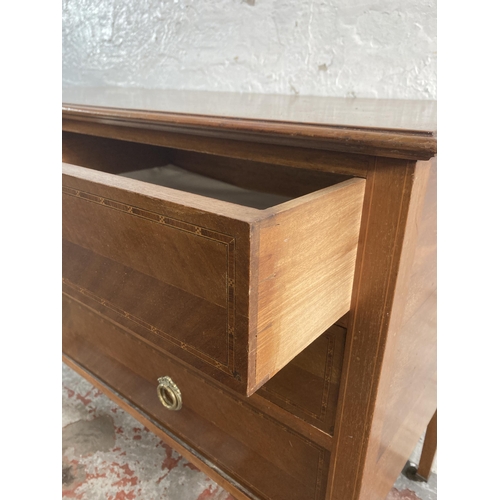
[
  {"x1": 63, "y1": 147, "x2": 363, "y2": 396},
  {"x1": 62, "y1": 88, "x2": 437, "y2": 500}
]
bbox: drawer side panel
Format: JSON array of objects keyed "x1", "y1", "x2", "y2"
[{"x1": 252, "y1": 178, "x2": 365, "y2": 391}]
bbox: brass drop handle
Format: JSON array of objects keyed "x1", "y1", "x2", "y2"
[{"x1": 157, "y1": 376, "x2": 182, "y2": 411}]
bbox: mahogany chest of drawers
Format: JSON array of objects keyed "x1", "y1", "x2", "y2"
[{"x1": 62, "y1": 88, "x2": 437, "y2": 500}]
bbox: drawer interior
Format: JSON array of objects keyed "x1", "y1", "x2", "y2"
[{"x1": 63, "y1": 132, "x2": 352, "y2": 208}]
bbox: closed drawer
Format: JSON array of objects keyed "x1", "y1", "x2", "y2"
[
  {"x1": 257, "y1": 323, "x2": 346, "y2": 434},
  {"x1": 63, "y1": 294, "x2": 331, "y2": 500},
  {"x1": 62, "y1": 134, "x2": 365, "y2": 395}
]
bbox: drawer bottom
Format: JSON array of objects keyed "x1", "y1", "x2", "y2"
[{"x1": 62, "y1": 294, "x2": 330, "y2": 500}]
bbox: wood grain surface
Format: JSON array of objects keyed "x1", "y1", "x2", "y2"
[
  {"x1": 62, "y1": 118, "x2": 371, "y2": 178},
  {"x1": 63, "y1": 131, "x2": 172, "y2": 174},
  {"x1": 63, "y1": 132, "x2": 353, "y2": 198},
  {"x1": 62, "y1": 92, "x2": 437, "y2": 500},
  {"x1": 257, "y1": 324, "x2": 346, "y2": 435},
  {"x1": 417, "y1": 410, "x2": 437, "y2": 480},
  {"x1": 169, "y1": 149, "x2": 352, "y2": 198},
  {"x1": 63, "y1": 162, "x2": 253, "y2": 395},
  {"x1": 62, "y1": 88, "x2": 436, "y2": 160},
  {"x1": 63, "y1": 143, "x2": 364, "y2": 396},
  {"x1": 63, "y1": 355, "x2": 258, "y2": 500},
  {"x1": 327, "y1": 157, "x2": 437, "y2": 500},
  {"x1": 62, "y1": 88, "x2": 437, "y2": 132},
  {"x1": 63, "y1": 294, "x2": 330, "y2": 500},
  {"x1": 251, "y1": 178, "x2": 365, "y2": 392},
  {"x1": 358, "y1": 158, "x2": 436, "y2": 500}
]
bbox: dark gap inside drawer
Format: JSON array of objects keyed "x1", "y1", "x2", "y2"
[
  {"x1": 63, "y1": 132, "x2": 352, "y2": 209},
  {"x1": 121, "y1": 164, "x2": 292, "y2": 209}
]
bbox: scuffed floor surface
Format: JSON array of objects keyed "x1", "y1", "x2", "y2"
[{"x1": 62, "y1": 363, "x2": 437, "y2": 500}]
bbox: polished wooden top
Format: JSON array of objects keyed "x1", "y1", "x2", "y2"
[
  {"x1": 63, "y1": 87, "x2": 436, "y2": 133},
  {"x1": 62, "y1": 87, "x2": 437, "y2": 160}
]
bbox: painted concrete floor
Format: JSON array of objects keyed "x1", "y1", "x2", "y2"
[{"x1": 62, "y1": 363, "x2": 437, "y2": 500}]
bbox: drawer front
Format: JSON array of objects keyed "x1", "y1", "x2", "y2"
[
  {"x1": 63, "y1": 294, "x2": 330, "y2": 500},
  {"x1": 63, "y1": 161, "x2": 364, "y2": 395},
  {"x1": 257, "y1": 323, "x2": 346, "y2": 434},
  {"x1": 63, "y1": 165, "x2": 252, "y2": 395}
]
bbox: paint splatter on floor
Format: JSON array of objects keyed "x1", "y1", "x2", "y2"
[{"x1": 62, "y1": 363, "x2": 436, "y2": 499}]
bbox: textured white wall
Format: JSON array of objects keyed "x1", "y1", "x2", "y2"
[{"x1": 62, "y1": 0, "x2": 436, "y2": 99}]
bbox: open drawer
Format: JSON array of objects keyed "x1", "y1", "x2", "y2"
[{"x1": 62, "y1": 133, "x2": 365, "y2": 396}]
